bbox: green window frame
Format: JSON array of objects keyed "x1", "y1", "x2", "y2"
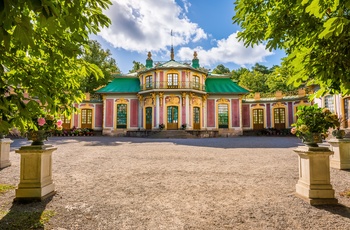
[
  {"x1": 218, "y1": 104, "x2": 228, "y2": 128},
  {"x1": 117, "y1": 104, "x2": 127, "y2": 128}
]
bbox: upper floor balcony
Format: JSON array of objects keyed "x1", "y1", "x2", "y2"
[{"x1": 140, "y1": 81, "x2": 206, "y2": 92}]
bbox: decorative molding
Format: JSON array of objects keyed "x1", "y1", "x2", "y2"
[
  {"x1": 192, "y1": 97, "x2": 201, "y2": 107},
  {"x1": 217, "y1": 98, "x2": 230, "y2": 103},
  {"x1": 158, "y1": 92, "x2": 164, "y2": 107},
  {"x1": 116, "y1": 98, "x2": 129, "y2": 104},
  {"x1": 181, "y1": 92, "x2": 187, "y2": 106},
  {"x1": 144, "y1": 97, "x2": 153, "y2": 107},
  {"x1": 202, "y1": 94, "x2": 208, "y2": 103},
  {"x1": 165, "y1": 95, "x2": 180, "y2": 105}
]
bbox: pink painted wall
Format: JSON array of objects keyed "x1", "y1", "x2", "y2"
[
  {"x1": 105, "y1": 99, "x2": 114, "y2": 127},
  {"x1": 160, "y1": 103, "x2": 163, "y2": 125},
  {"x1": 130, "y1": 99, "x2": 139, "y2": 127},
  {"x1": 160, "y1": 71, "x2": 164, "y2": 88},
  {"x1": 231, "y1": 99, "x2": 239, "y2": 127},
  {"x1": 95, "y1": 104, "x2": 103, "y2": 127},
  {"x1": 242, "y1": 105, "x2": 250, "y2": 127},
  {"x1": 267, "y1": 103, "x2": 271, "y2": 127},
  {"x1": 207, "y1": 99, "x2": 215, "y2": 127},
  {"x1": 288, "y1": 102, "x2": 293, "y2": 126}
]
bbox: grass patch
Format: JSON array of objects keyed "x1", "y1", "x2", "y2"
[
  {"x1": 0, "y1": 184, "x2": 15, "y2": 194},
  {"x1": 0, "y1": 210, "x2": 55, "y2": 229}
]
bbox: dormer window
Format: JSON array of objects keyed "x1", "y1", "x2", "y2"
[
  {"x1": 167, "y1": 73, "x2": 178, "y2": 89},
  {"x1": 145, "y1": 75, "x2": 152, "y2": 89}
]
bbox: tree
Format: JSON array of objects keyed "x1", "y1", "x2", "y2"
[
  {"x1": 212, "y1": 64, "x2": 231, "y2": 74},
  {"x1": 81, "y1": 40, "x2": 119, "y2": 93},
  {"x1": 233, "y1": 1, "x2": 350, "y2": 96},
  {"x1": 129, "y1": 61, "x2": 145, "y2": 73},
  {"x1": 231, "y1": 67, "x2": 249, "y2": 82},
  {"x1": 266, "y1": 66, "x2": 298, "y2": 93},
  {"x1": 239, "y1": 70, "x2": 269, "y2": 93},
  {"x1": 0, "y1": 0, "x2": 112, "y2": 135}
]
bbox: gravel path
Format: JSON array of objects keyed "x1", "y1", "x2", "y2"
[{"x1": 1, "y1": 136, "x2": 350, "y2": 229}]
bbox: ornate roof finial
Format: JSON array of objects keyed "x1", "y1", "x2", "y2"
[
  {"x1": 170, "y1": 45, "x2": 174, "y2": 60},
  {"x1": 147, "y1": 51, "x2": 152, "y2": 60},
  {"x1": 193, "y1": 51, "x2": 198, "y2": 59}
]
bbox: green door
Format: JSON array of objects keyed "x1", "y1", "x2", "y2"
[
  {"x1": 167, "y1": 106, "x2": 178, "y2": 130},
  {"x1": 146, "y1": 107, "x2": 152, "y2": 130}
]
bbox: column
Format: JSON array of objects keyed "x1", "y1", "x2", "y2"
[
  {"x1": 328, "y1": 138, "x2": 350, "y2": 169},
  {"x1": 293, "y1": 146, "x2": 338, "y2": 205},
  {"x1": 0, "y1": 138, "x2": 13, "y2": 169},
  {"x1": 15, "y1": 145, "x2": 57, "y2": 201}
]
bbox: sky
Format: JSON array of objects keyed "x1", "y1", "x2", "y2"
[{"x1": 91, "y1": 0, "x2": 286, "y2": 74}]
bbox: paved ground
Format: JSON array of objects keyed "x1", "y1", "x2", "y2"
[{"x1": 1, "y1": 136, "x2": 350, "y2": 229}]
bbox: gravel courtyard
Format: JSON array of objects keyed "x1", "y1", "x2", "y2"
[{"x1": 1, "y1": 136, "x2": 350, "y2": 229}]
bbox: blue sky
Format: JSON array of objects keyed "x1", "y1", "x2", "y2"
[{"x1": 92, "y1": 0, "x2": 286, "y2": 73}]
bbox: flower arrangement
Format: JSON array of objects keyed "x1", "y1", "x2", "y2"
[
  {"x1": 291, "y1": 105, "x2": 340, "y2": 138},
  {"x1": 159, "y1": 123, "x2": 165, "y2": 130},
  {"x1": 31, "y1": 114, "x2": 63, "y2": 132}
]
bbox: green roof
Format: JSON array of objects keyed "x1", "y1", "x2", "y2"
[
  {"x1": 96, "y1": 78, "x2": 140, "y2": 93},
  {"x1": 205, "y1": 78, "x2": 249, "y2": 94}
]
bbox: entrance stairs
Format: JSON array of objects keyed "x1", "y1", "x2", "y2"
[{"x1": 148, "y1": 130, "x2": 197, "y2": 139}]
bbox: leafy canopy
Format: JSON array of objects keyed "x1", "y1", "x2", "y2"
[
  {"x1": 81, "y1": 40, "x2": 119, "y2": 93},
  {"x1": 0, "y1": 0, "x2": 112, "y2": 135},
  {"x1": 233, "y1": 0, "x2": 350, "y2": 96}
]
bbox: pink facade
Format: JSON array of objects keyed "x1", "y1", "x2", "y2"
[
  {"x1": 207, "y1": 99, "x2": 215, "y2": 127},
  {"x1": 130, "y1": 99, "x2": 139, "y2": 127},
  {"x1": 105, "y1": 99, "x2": 114, "y2": 127},
  {"x1": 231, "y1": 99, "x2": 240, "y2": 127},
  {"x1": 95, "y1": 104, "x2": 103, "y2": 127},
  {"x1": 242, "y1": 104, "x2": 250, "y2": 127}
]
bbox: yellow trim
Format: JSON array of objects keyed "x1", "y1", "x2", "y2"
[
  {"x1": 250, "y1": 105, "x2": 265, "y2": 129},
  {"x1": 216, "y1": 100, "x2": 230, "y2": 129},
  {"x1": 166, "y1": 70, "x2": 180, "y2": 86},
  {"x1": 166, "y1": 105, "x2": 180, "y2": 129},
  {"x1": 79, "y1": 104, "x2": 95, "y2": 129},
  {"x1": 271, "y1": 102, "x2": 287, "y2": 129}
]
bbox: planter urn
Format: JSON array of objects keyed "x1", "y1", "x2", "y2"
[
  {"x1": 328, "y1": 138, "x2": 350, "y2": 170},
  {"x1": 293, "y1": 146, "x2": 338, "y2": 205}
]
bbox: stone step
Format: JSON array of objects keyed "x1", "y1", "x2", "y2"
[{"x1": 148, "y1": 130, "x2": 197, "y2": 139}]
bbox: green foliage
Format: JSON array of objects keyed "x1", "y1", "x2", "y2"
[
  {"x1": 0, "y1": 0, "x2": 112, "y2": 135},
  {"x1": 212, "y1": 64, "x2": 231, "y2": 74},
  {"x1": 0, "y1": 210, "x2": 55, "y2": 229},
  {"x1": 238, "y1": 70, "x2": 269, "y2": 93},
  {"x1": 129, "y1": 61, "x2": 145, "y2": 73},
  {"x1": 233, "y1": 0, "x2": 350, "y2": 96},
  {"x1": 291, "y1": 105, "x2": 339, "y2": 137},
  {"x1": 0, "y1": 184, "x2": 15, "y2": 194},
  {"x1": 81, "y1": 40, "x2": 119, "y2": 93}
]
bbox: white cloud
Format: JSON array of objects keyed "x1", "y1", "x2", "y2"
[
  {"x1": 99, "y1": 0, "x2": 207, "y2": 53},
  {"x1": 177, "y1": 32, "x2": 273, "y2": 68}
]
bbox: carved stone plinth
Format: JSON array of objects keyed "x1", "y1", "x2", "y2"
[
  {"x1": 328, "y1": 138, "x2": 350, "y2": 170},
  {"x1": 293, "y1": 146, "x2": 338, "y2": 205},
  {"x1": 15, "y1": 145, "x2": 57, "y2": 201},
  {"x1": 0, "y1": 138, "x2": 13, "y2": 169}
]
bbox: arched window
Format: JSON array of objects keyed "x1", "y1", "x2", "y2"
[
  {"x1": 145, "y1": 75, "x2": 152, "y2": 89},
  {"x1": 167, "y1": 73, "x2": 178, "y2": 89},
  {"x1": 193, "y1": 76, "x2": 200, "y2": 89}
]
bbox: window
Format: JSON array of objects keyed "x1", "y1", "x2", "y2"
[
  {"x1": 117, "y1": 104, "x2": 127, "y2": 128},
  {"x1": 60, "y1": 115, "x2": 71, "y2": 130},
  {"x1": 274, "y1": 108, "x2": 286, "y2": 129},
  {"x1": 325, "y1": 95, "x2": 334, "y2": 113},
  {"x1": 167, "y1": 73, "x2": 178, "y2": 88},
  {"x1": 81, "y1": 109, "x2": 92, "y2": 129},
  {"x1": 218, "y1": 104, "x2": 228, "y2": 128},
  {"x1": 145, "y1": 75, "x2": 152, "y2": 89},
  {"x1": 193, "y1": 76, "x2": 200, "y2": 89}
]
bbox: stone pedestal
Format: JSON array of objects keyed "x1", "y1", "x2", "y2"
[
  {"x1": 0, "y1": 138, "x2": 13, "y2": 169},
  {"x1": 293, "y1": 146, "x2": 338, "y2": 205},
  {"x1": 15, "y1": 145, "x2": 57, "y2": 201},
  {"x1": 328, "y1": 138, "x2": 350, "y2": 170}
]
